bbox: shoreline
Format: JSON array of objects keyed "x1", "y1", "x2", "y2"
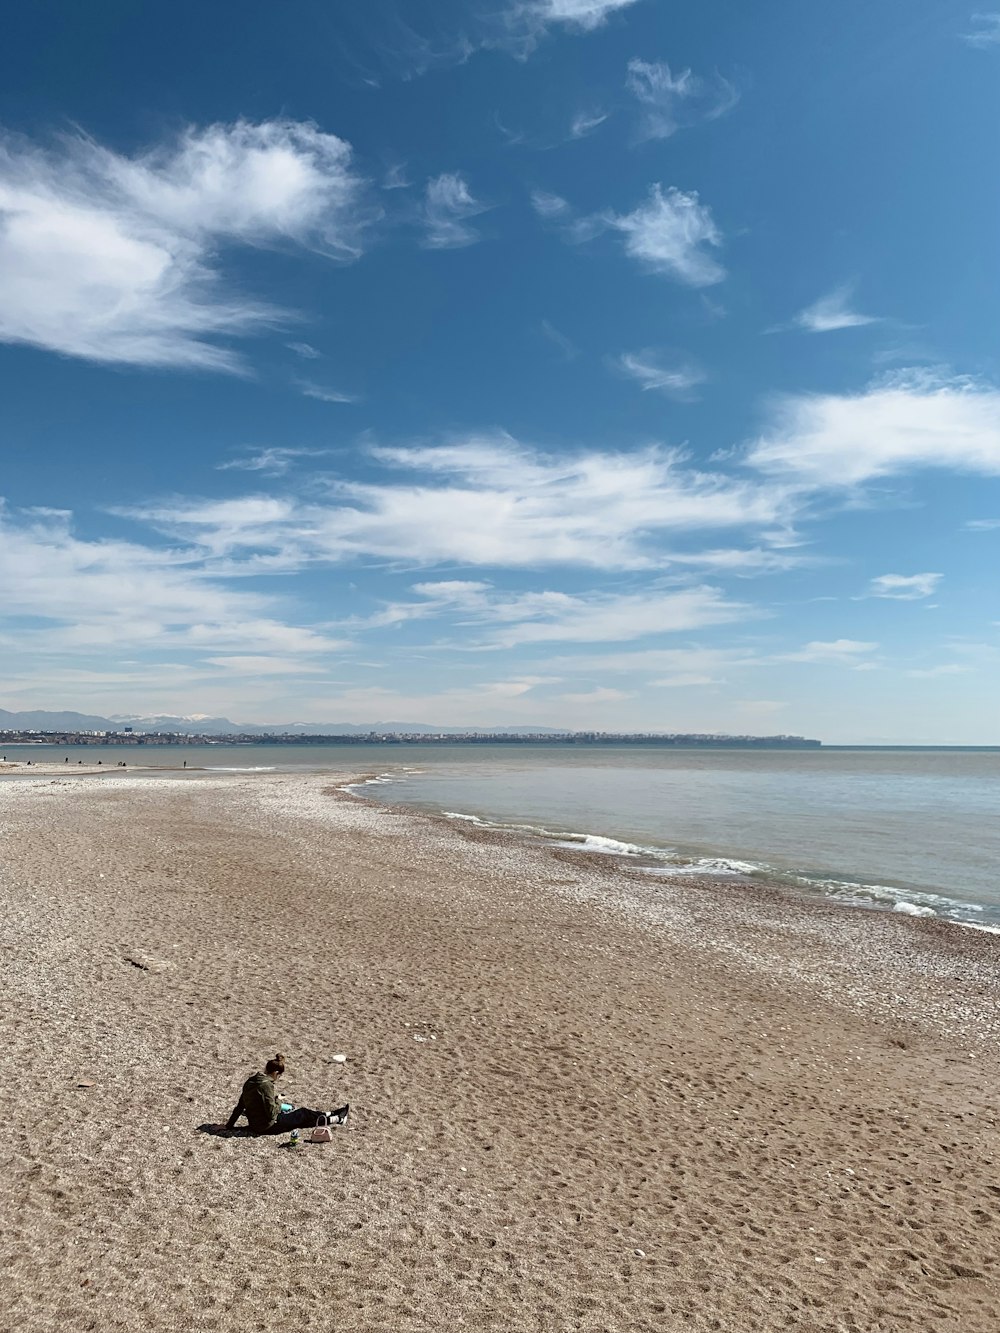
[
  {"x1": 4, "y1": 770, "x2": 1000, "y2": 1330},
  {"x1": 343, "y1": 771, "x2": 1000, "y2": 936},
  {"x1": 6, "y1": 753, "x2": 1000, "y2": 935},
  {"x1": 336, "y1": 779, "x2": 1000, "y2": 1043}
]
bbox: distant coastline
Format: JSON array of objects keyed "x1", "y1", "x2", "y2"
[{"x1": 0, "y1": 728, "x2": 823, "y2": 749}]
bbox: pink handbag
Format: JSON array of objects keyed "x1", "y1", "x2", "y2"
[{"x1": 310, "y1": 1114, "x2": 334, "y2": 1144}]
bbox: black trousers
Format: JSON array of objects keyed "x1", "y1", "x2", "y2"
[{"x1": 271, "y1": 1106, "x2": 326, "y2": 1132}]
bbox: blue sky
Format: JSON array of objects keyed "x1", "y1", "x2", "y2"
[{"x1": 1, "y1": 0, "x2": 999, "y2": 741}]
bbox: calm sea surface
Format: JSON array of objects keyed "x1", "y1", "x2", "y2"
[{"x1": 4, "y1": 743, "x2": 999, "y2": 927}]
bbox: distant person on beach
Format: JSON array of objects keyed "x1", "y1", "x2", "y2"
[{"x1": 224, "y1": 1053, "x2": 348, "y2": 1135}]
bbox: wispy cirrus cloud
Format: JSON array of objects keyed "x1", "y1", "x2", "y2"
[
  {"x1": 906, "y1": 663, "x2": 971, "y2": 678},
  {"x1": 783, "y1": 639, "x2": 878, "y2": 664},
  {"x1": 0, "y1": 501, "x2": 346, "y2": 660},
  {"x1": 294, "y1": 377, "x2": 359, "y2": 404},
  {"x1": 792, "y1": 284, "x2": 880, "y2": 333},
  {"x1": 216, "y1": 447, "x2": 328, "y2": 477},
  {"x1": 570, "y1": 108, "x2": 609, "y2": 138},
  {"x1": 539, "y1": 319, "x2": 580, "y2": 359},
  {"x1": 203, "y1": 655, "x2": 330, "y2": 676},
  {"x1": 962, "y1": 12, "x2": 1000, "y2": 46},
  {"x1": 560, "y1": 686, "x2": 632, "y2": 703},
  {"x1": 544, "y1": 640, "x2": 880, "y2": 679},
  {"x1": 353, "y1": 10, "x2": 477, "y2": 82},
  {"x1": 746, "y1": 372, "x2": 1000, "y2": 485},
  {"x1": 0, "y1": 120, "x2": 370, "y2": 372},
  {"x1": 535, "y1": 0, "x2": 641, "y2": 27},
  {"x1": 649, "y1": 673, "x2": 719, "y2": 688},
  {"x1": 375, "y1": 0, "x2": 644, "y2": 76},
  {"x1": 613, "y1": 348, "x2": 707, "y2": 399},
  {"x1": 626, "y1": 59, "x2": 739, "y2": 141},
  {"x1": 126, "y1": 436, "x2": 790, "y2": 572},
  {"x1": 286, "y1": 341, "x2": 322, "y2": 359},
  {"x1": 382, "y1": 162, "x2": 411, "y2": 190},
  {"x1": 421, "y1": 172, "x2": 489, "y2": 248},
  {"x1": 530, "y1": 188, "x2": 571, "y2": 218},
  {"x1": 543, "y1": 645, "x2": 756, "y2": 676},
  {"x1": 379, "y1": 578, "x2": 750, "y2": 647},
  {"x1": 867, "y1": 573, "x2": 942, "y2": 601},
  {"x1": 541, "y1": 182, "x2": 724, "y2": 286},
  {"x1": 505, "y1": 0, "x2": 643, "y2": 44},
  {"x1": 497, "y1": 107, "x2": 607, "y2": 151},
  {"x1": 604, "y1": 185, "x2": 725, "y2": 285}
]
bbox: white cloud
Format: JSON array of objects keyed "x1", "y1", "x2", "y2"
[
  {"x1": 101, "y1": 122, "x2": 363, "y2": 248},
  {"x1": 485, "y1": 676, "x2": 559, "y2": 697},
  {"x1": 204, "y1": 655, "x2": 329, "y2": 675},
  {"x1": 0, "y1": 120, "x2": 368, "y2": 371},
  {"x1": 543, "y1": 0, "x2": 637, "y2": 24},
  {"x1": 530, "y1": 189, "x2": 571, "y2": 218},
  {"x1": 747, "y1": 372, "x2": 1000, "y2": 486},
  {"x1": 615, "y1": 349, "x2": 707, "y2": 398},
  {"x1": 295, "y1": 377, "x2": 359, "y2": 403},
  {"x1": 368, "y1": 18, "x2": 477, "y2": 82},
  {"x1": 253, "y1": 677, "x2": 558, "y2": 729},
  {"x1": 391, "y1": 579, "x2": 751, "y2": 647},
  {"x1": 867, "y1": 573, "x2": 942, "y2": 601},
  {"x1": 607, "y1": 185, "x2": 725, "y2": 286},
  {"x1": 964, "y1": 517, "x2": 1000, "y2": 530},
  {"x1": 386, "y1": 0, "x2": 641, "y2": 76},
  {"x1": 649, "y1": 673, "x2": 719, "y2": 688},
  {"x1": 382, "y1": 163, "x2": 410, "y2": 190},
  {"x1": 962, "y1": 13, "x2": 1000, "y2": 46},
  {"x1": 552, "y1": 640, "x2": 881, "y2": 680},
  {"x1": 421, "y1": 172, "x2": 488, "y2": 248},
  {"x1": 570, "y1": 108, "x2": 609, "y2": 138},
  {"x1": 184, "y1": 621, "x2": 345, "y2": 653},
  {"x1": 522, "y1": 0, "x2": 641, "y2": 33},
  {"x1": 216, "y1": 447, "x2": 327, "y2": 477},
  {"x1": 287, "y1": 341, "x2": 321, "y2": 359},
  {"x1": 626, "y1": 59, "x2": 739, "y2": 141},
  {"x1": 560, "y1": 686, "x2": 632, "y2": 703},
  {"x1": 119, "y1": 495, "x2": 299, "y2": 560},
  {"x1": 411, "y1": 579, "x2": 493, "y2": 599},
  {"x1": 906, "y1": 664, "x2": 972, "y2": 678},
  {"x1": 793, "y1": 285, "x2": 880, "y2": 333},
  {"x1": 666, "y1": 546, "x2": 811, "y2": 574},
  {"x1": 539, "y1": 319, "x2": 579, "y2": 359},
  {"x1": 545, "y1": 645, "x2": 755, "y2": 676},
  {"x1": 784, "y1": 639, "x2": 878, "y2": 663},
  {"x1": 495, "y1": 114, "x2": 529, "y2": 147},
  {"x1": 0, "y1": 502, "x2": 346, "y2": 660},
  {"x1": 133, "y1": 437, "x2": 788, "y2": 572}
]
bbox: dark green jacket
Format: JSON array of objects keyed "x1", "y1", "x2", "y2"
[{"x1": 227, "y1": 1072, "x2": 280, "y2": 1134}]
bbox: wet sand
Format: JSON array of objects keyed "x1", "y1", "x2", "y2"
[{"x1": 2, "y1": 770, "x2": 999, "y2": 1332}]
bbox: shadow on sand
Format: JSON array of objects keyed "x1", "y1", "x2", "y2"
[
  {"x1": 195, "y1": 1122, "x2": 250, "y2": 1139},
  {"x1": 194, "y1": 1123, "x2": 304, "y2": 1147}
]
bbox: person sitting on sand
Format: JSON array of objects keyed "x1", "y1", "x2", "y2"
[{"x1": 225, "y1": 1053, "x2": 348, "y2": 1135}]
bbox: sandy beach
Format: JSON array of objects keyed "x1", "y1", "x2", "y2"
[{"x1": 2, "y1": 769, "x2": 999, "y2": 1332}]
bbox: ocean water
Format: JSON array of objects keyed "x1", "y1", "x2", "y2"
[
  {"x1": 347, "y1": 746, "x2": 1000, "y2": 928},
  {"x1": 4, "y1": 742, "x2": 999, "y2": 927}
]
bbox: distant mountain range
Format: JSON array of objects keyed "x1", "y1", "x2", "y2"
[{"x1": 0, "y1": 708, "x2": 569, "y2": 737}]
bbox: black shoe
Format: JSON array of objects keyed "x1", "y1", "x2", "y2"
[{"x1": 331, "y1": 1103, "x2": 349, "y2": 1125}]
